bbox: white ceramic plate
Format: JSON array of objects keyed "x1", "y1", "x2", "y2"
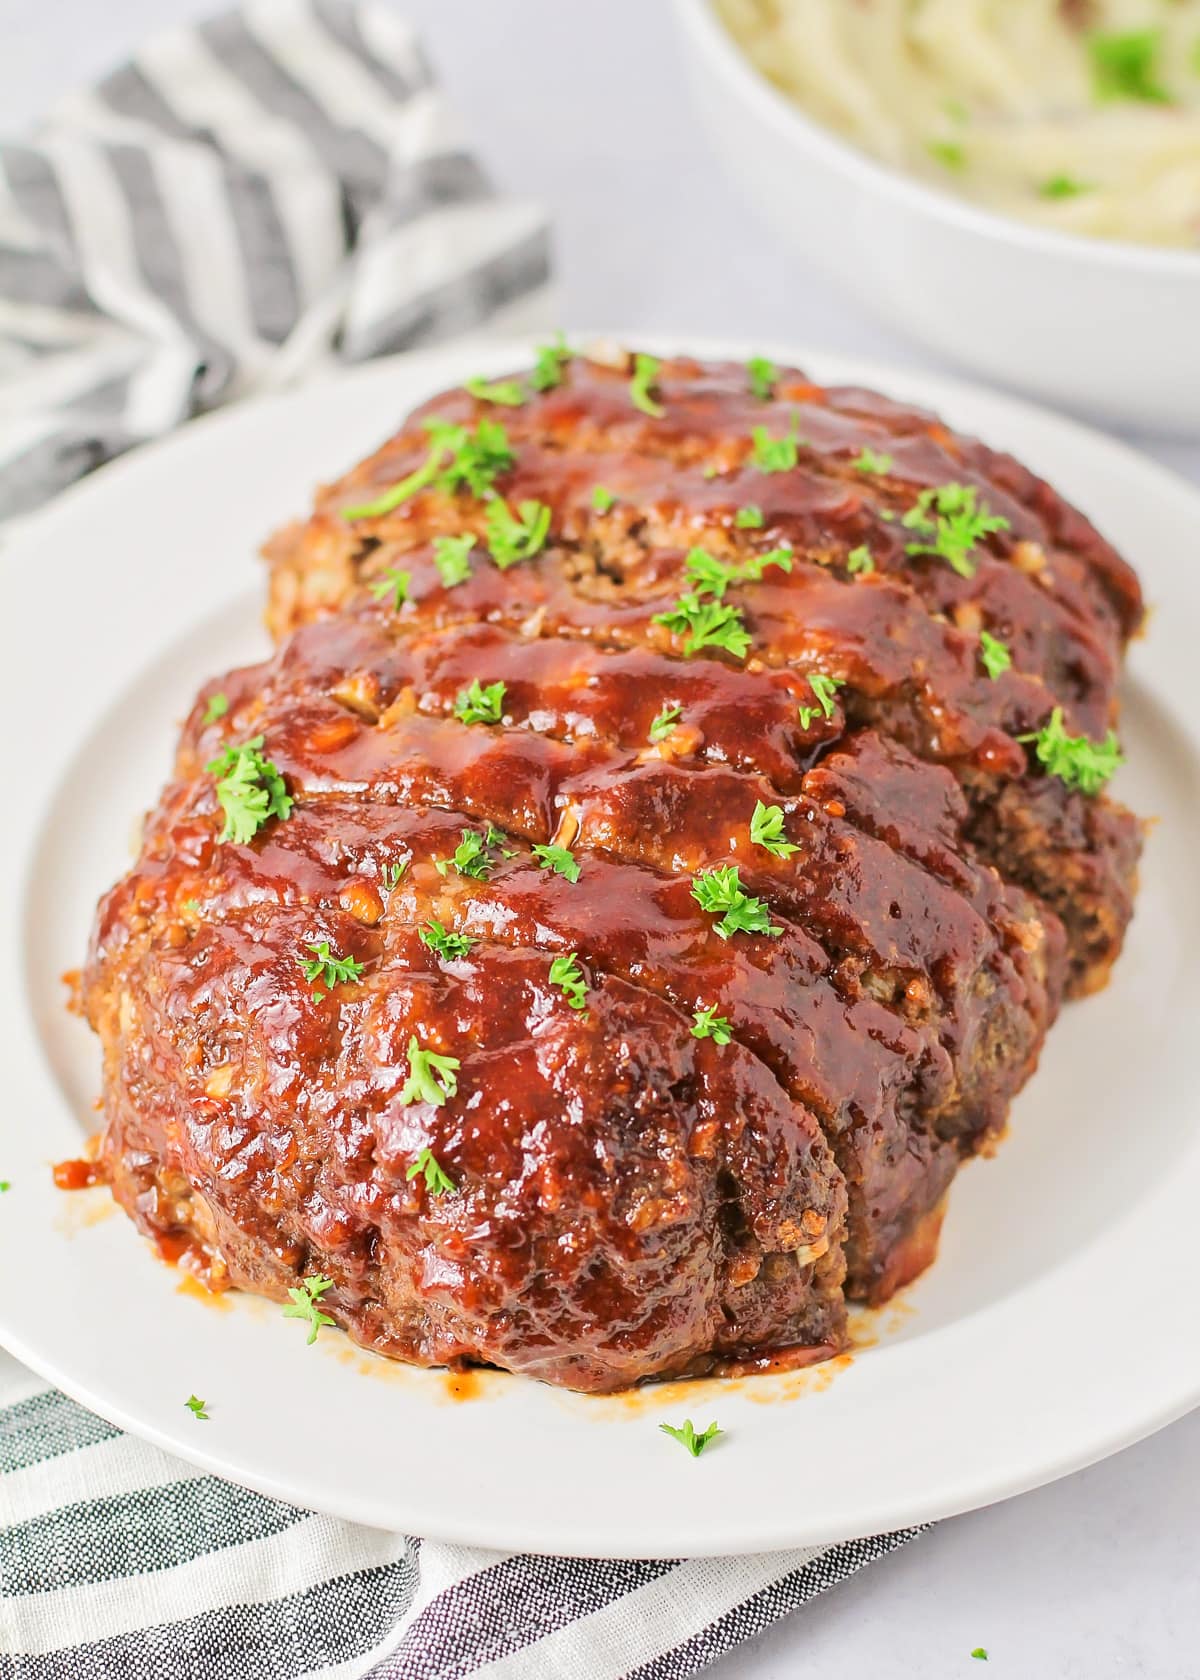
[{"x1": 1, "y1": 336, "x2": 1197, "y2": 1558}]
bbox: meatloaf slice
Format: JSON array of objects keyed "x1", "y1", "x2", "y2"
[{"x1": 262, "y1": 348, "x2": 1141, "y2": 994}]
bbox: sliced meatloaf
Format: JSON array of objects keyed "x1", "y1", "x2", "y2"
[{"x1": 81, "y1": 344, "x2": 1140, "y2": 1391}]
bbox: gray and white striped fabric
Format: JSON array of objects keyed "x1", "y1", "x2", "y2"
[
  {"x1": 0, "y1": 0, "x2": 552, "y2": 521},
  {"x1": 0, "y1": 1350, "x2": 923, "y2": 1678}
]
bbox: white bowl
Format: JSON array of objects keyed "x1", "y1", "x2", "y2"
[{"x1": 674, "y1": 0, "x2": 1200, "y2": 438}]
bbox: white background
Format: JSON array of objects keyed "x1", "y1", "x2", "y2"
[{"x1": 1, "y1": 1, "x2": 1197, "y2": 1675}]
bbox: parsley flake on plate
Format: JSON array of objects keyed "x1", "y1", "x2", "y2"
[
  {"x1": 691, "y1": 1006, "x2": 732, "y2": 1045},
  {"x1": 971, "y1": 1650, "x2": 988, "y2": 1663},
  {"x1": 692, "y1": 865, "x2": 781, "y2": 940},
  {"x1": 846, "y1": 545, "x2": 874, "y2": 575},
  {"x1": 659, "y1": 1419, "x2": 723, "y2": 1458},
  {"x1": 406, "y1": 1146, "x2": 456, "y2": 1195},
  {"x1": 853, "y1": 447, "x2": 894, "y2": 475},
  {"x1": 1018, "y1": 707, "x2": 1123, "y2": 795},
  {"x1": 282, "y1": 1275, "x2": 336, "y2": 1345},
  {"x1": 298, "y1": 939, "x2": 363, "y2": 1001},
  {"x1": 205, "y1": 736, "x2": 292, "y2": 846},
  {"x1": 746, "y1": 356, "x2": 778, "y2": 400},
  {"x1": 0, "y1": 1181, "x2": 11, "y2": 1193},
  {"x1": 419, "y1": 920, "x2": 474, "y2": 962},
  {"x1": 369, "y1": 565, "x2": 411, "y2": 611},
  {"x1": 399, "y1": 1037, "x2": 461, "y2": 1107},
  {"x1": 649, "y1": 703, "x2": 683, "y2": 744},
  {"x1": 185, "y1": 1394, "x2": 210, "y2": 1421},
  {"x1": 751, "y1": 415, "x2": 802, "y2": 473},
  {"x1": 486, "y1": 497, "x2": 552, "y2": 568},
  {"x1": 465, "y1": 375, "x2": 526, "y2": 407},
  {"x1": 630, "y1": 352, "x2": 665, "y2": 418},
  {"x1": 902, "y1": 483, "x2": 1010, "y2": 579},
  {"x1": 750, "y1": 800, "x2": 799, "y2": 859},
  {"x1": 432, "y1": 534, "x2": 476, "y2": 588},
  {"x1": 979, "y1": 630, "x2": 1012, "y2": 680},
  {"x1": 532, "y1": 842, "x2": 581, "y2": 883},
  {"x1": 798, "y1": 673, "x2": 845, "y2": 730},
  {"x1": 202, "y1": 692, "x2": 229, "y2": 726},
  {"x1": 549, "y1": 952, "x2": 589, "y2": 1011},
  {"x1": 453, "y1": 678, "x2": 506, "y2": 726}
]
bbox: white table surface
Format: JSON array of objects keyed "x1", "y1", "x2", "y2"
[{"x1": 2, "y1": 1, "x2": 1198, "y2": 1675}]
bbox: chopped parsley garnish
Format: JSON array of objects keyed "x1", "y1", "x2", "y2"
[
  {"x1": 435, "y1": 828, "x2": 499, "y2": 880},
  {"x1": 971, "y1": 1651, "x2": 988, "y2": 1663},
  {"x1": 406, "y1": 1146, "x2": 456, "y2": 1195},
  {"x1": 549, "y1": 952, "x2": 589, "y2": 1011},
  {"x1": 185, "y1": 1394, "x2": 209, "y2": 1420},
  {"x1": 0, "y1": 1181, "x2": 10, "y2": 1193},
  {"x1": 465, "y1": 375, "x2": 526, "y2": 407},
  {"x1": 182, "y1": 899, "x2": 200, "y2": 915},
  {"x1": 282, "y1": 1274, "x2": 336, "y2": 1345},
  {"x1": 486, "y1": 822, "x2": 517, "y2": 856},
  {"x1": 1089, "y1": 28, "x2": 1168, "y2": 104},
  {"x1": 751, "y1": 415, "x2": 801, "y2": 473},
  {"x1": 380, "y1": 859, "x2": 407, "y2": 891},
  {"x1": 342, "y1": 417, "x2": 514, "y2": 519},
  {"x1": 649, "y1": 703, "x2": 683, "y2": 743},
  {"x1": 486, "y1": 497, "x2": 552, "y2": 568},
  {"x1": 654, "y1": 595, "x2": 751, "y2": 660},
  {"x1": 206, "y1": 736, "x2": 292, "y2": 845},
  {"x1": 399, "y1": 1036, "x2": 461, "y2": 1107},
  {"x1": 927, "y1": 138, "x2": 966, "y2": 170},
  {"x1": 659, "y1": 1419, "x2": 723, "y2": 1457},
  {"x1": 1040, "y1": 174, "x2": 1091, "y2": 200},
  {"x1": 684, "y1": 544, "x2": 792, "y2": 600},
  {"x1": 202, "y1": 692, "x2": 229, "y2": 725},
  {"x1": 691, "y1": 865, "x2": 782, "y2": 940},
  {"x1": 591, "y1": 484, "x2": 617, "y2": 513},
  {"x1": 419, "y1": 920, "x2": 474, "y2": 962},
  {"x1": 853, "y1": 447, "x2": 894, "y2": 475},
  {"x1": 453, "y1": 678, "x2": 506, "y2": 726},
  {"x1": 901, "y1": 483, "x2": 1010, "y2": 578},
  {"x1": 1018, "y1": 707, "x2": 1123, "y2": 795},
  {"x1": 750, "y1": 800, "x2": 799, "y2": 859},
  {"x1": 532, "y1": 842, "x2": 581, "y2": 883},
  {"x1": 298, "y1": 939, "x2": 364, "y2": 1001},
  {"x1": 798, "y1": 672, "x2": 845, "y2": 729},
  {"x1": 979, "y1": 630, "x2": 1011, "y2": 680},
  {"x1": 369, "y1": 566, "x2": 411, "y2": 610},
  {"x1": 531, "y1": 332, "x2": 573, "y2": 391},
  {"x1": 746, "y1": 356, "x2": 777, "y2": 400},
  {"x1": 734, "y1": 504, "x2": 763, "y2": 529},
  {"x1": 846, "y1": 545, "x2": 874, "y2": 575},
  {"x1": 691, "y1": 1006, "x2": 732, "y2": 1045},
  {"x1": 630, "y1": 352, "x2": 665, "y2": 417},
  {"x1": 432, "y1": 533, "x2": 476, "y2": 588}
]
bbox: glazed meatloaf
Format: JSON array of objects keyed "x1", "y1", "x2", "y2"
[{"x1": 82, "y1": 345, "x2": 1143, "y2": 1392}]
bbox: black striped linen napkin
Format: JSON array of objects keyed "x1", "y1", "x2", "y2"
[
  {"x1": 0, "y1": 4, "x2": 925, "y2": 1671},
  {"x1": 0, "y1": 1349, "x2": 922, "y2": 1678},
  {"x1": 0, "y1": 0, "x2": 552, "y2": 522}
]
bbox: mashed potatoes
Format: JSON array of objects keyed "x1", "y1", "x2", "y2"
[{"x1": 717, "y1": 0, "x2": 1200, "y2": 247}]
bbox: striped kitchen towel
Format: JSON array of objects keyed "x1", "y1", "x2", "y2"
[
  {"x1": 0, "y1": 0, "x2": 552, "y2": 522},
  {"x1": 0, "y1": 1351, "x2": 923, "y2": 1678}
]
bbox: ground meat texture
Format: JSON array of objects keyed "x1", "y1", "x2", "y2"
[{"x1": 83, "y1": 346, "x2": 1142, "y2": 1391}]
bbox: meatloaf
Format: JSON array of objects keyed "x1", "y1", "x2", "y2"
[{"x1": 82, "y1": 345, "x2": 1142, "y2": 1392}]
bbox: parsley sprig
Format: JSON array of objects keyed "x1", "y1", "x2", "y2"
[
  {"x1": 853, "y1": 447, "x2": 894, "y2": 475},
  {"x1": 591, "y1": 485, "x2": 616, "y2": 513},
  {"x1": 734, "y1": 504, "x2": 763, "y2": 529},
  {"x1": 751, "y1": 415, "x2": 802, "y2": 473},
  {"x1": 746, "y1": 356, "x2": 777, "y2": 400},
  {"x1": 549, "y1": 952, "x2": 589, "y2": 1011},
  {"x1": 432, "y1": 534, "x2": 476, "y2": 588},
  {"x1": 202, "y1": 692, "x2": 228, "y2": 726},
  {"x1": 846, "y1": 545, "x2": 874, "y2": 575},
  {"x1": 654, "y1": 595, "x2": 751, "y2": 660},
  {"x1": 454, "y1": 678, "x2": 506, "y2": 726},
  {"x1": 486, "y1": 497, "x2": 551, "y2": 568},
  {"x1": 435, "y1": 828, "x2": 503, "y2": 880},
  {"x1": 659, "y1": 1419, "x2": 723, "y2": 1457},
  {"x1": 630, "y1": 352, "x2": 665, "y2": 418},
  {"x1": 406, "y1": 1146, "x2": 456, "y2": 1195},
  {"x1": 369, "y1": 566, "x2": 411, "y2": 610},
  {"x1": 649, "y1": 703, "x2": 683, "y2": 743},
  {"x1": 798, "y1": 673, "x2": 845, "y2": 729},
  {"x1": 419, "y1": 920, "x2": 474, "y2": 962},
  {"x1": 979, "y1": 630, "x2": 1011, "y2": 680},
  {"x1": 282, "y1": 1275, "x2": 336, "y2": 1345},
  {"x1": 206, "y1": 736, "x2": 292, "y2": 845},
  {"x1": 465, "y1": 375, "x2": 526, "y2": 407},
  {"x1": 298, "y1": 939, "x2": 364, "y2": 1001},
  {"x1": 185, "y1": 1394, "x2": 210, "y2": 1420},
  {"x1": 381, "y1": 859, "x2": 407, "y2": 891},
  {"x1": 531, "y1": 333, "x2": 573, "y2": 391},
  {"x1": 532, "y1": 842, "x2": 581, "y2": 883},
  {"x1": 902, "y1": 483, "x2": 1010, "y2": 578},
  {"x1": 399, "y1": 1036, "x2": 461, "y2": 1107},
  {"x1": 683, "y1": 544, "x2": 792, "y2": 600},
  {"x1": 691, "y1": 1006, "x2": 732, "y2": 1045},
  {"x1": 692, "y1": 865, "x2": 781, "y2": 940},
  {"x1": 342, "y1": 417, "x2": 514, "y2": 520},
  {"x1": 750, "y1": 800, "x2": 799, "y2": 859},
  {"x1": 1018, "y1": 707, "x2": 1123, "y2": 795}
]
